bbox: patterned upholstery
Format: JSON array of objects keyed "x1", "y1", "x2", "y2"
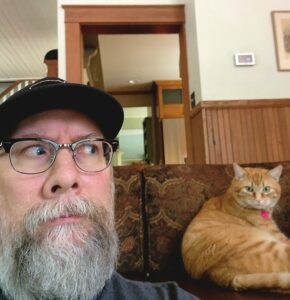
[
  {"x1": 144, "y1": 164, "x2": 233, "y2": 274},
  {"x1": 114, "y1": 162, "x2": 290, "y2": 275},
  {"x1": 113, "y1": 166, "x2": 144, "y2": 273}
]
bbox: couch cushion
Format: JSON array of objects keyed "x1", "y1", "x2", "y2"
[
  {"x1": 144, "y1": 163, "x2": 290, "y2": 275},
  {"x1": 113, "y1": 166, "x2": 144, "y2": 273}
]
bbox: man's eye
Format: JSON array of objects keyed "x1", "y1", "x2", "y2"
[
  {"x1": 82, "y1": 144, "x2": 100, "y2": 155},
  {"x1": 23, "y1": 145, "x2": 47, "y2": 157}
]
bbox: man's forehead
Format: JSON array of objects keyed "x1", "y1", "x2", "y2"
[{"x1": 11, "y1": 109, "x2": 103, "y2": 138}]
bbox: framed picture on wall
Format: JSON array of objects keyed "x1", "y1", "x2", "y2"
[{"x1": 272, "y1": 11, "x2": 290, "y2": 71}]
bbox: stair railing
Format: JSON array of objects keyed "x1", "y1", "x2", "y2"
[{"x1": 0, "y1": 79, "x2": 36, "y2": 103}]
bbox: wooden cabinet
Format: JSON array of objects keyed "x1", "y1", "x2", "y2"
[
  {"x1": 154, "y1": 80, "x2": 183, "y2": 119},
  {"x1": 162, "y1": 118, "x2": 187, "y2": 164},
  {"x1": 151, "y1": 80, "x2": 187, "y2": 164}
]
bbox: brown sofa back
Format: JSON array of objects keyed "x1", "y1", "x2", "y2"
[{"x1": 113, "y1": 163, "x2": 290, "y2": 277}]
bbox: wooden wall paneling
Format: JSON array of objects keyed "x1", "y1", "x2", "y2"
[
  {"x1": 273, "y1": 107, "x2": 282, "y2": 160},
  {"x1": 216, "y1": 109, "x2": 227, "y2": 164},
  {"x1": 242, "y1": 109, "x2": 248, "y2": 162},
  {"x1": 271, "y1": 107, "x2": 280, "y2": 161},
  {"x1": 278, "y1": 107, "x2": 290, "y2": 160},
  {"x1": 190, "y1": 99, "x2": 290, "y2": 164},
  {"x1": 239, "y1": 109, "x2": 247, "y2": 162},
  {"x1": 279, "y1": 107, "x2": 290, "y2": 161},
  {"x1": 272, "y1": 108, "x2": 283, "y2": 161},
  {"x1": 274, "y1": 107, "x2": 283, "y2": 161},
  {"x1": 250, "y1": 108, "x2": 260, "y2": 162},
  {"x1": 274, "y1": 107, "x2": 287, "y2": 160},
  {"x1": 235, "y1": 108, "x2": 243, "y2": 163},
  {"x1": 241, "y1": 109, "x2": 250, "y2": 163},
  {"x1": 255, "y1": 108, "x2": 269, "y2": 162},
  {"x1": 190, "y1": 110, "x2": 206, "y2": 163},
  {"x1": 262, "y1": 108, "x2": 275, "y2": 161},
  {"x1": 248, "y1": 108, "x2": 258, "y2": 162},
  {"x1": 205, "y1": 109, "x2": 215, "y2": 163},
  {"x1": 211, "y1": 108, "x2": 222, "y2": 164},
  {"x1": 275, "y1": 107, "x2": 285, "y2": 161},
  {"x1": 222, "y1": 109, "x2": 234, "y2": 164},
  {"x1": 245, "y1": 107, "x2": 257, "y2": 163},
  {"x1": 201, "y1": 109, "x2": 209, "y2": 163},
  {"x1": 228, "y1": 108, "x2": 239, "y2": 163},
  {"x1": 285, "y1": 107, "x2": 290, "y2": 161}
]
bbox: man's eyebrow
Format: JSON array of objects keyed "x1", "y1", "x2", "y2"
[
  {"x1": 13, "y1": 132, "x2": 104, "y2": 140},
  {"x1": 12, "y1": 133, "x2": 42, "y2": 138},
  {"x1": 85, "y1": 132, "x2": 104, "y2": 138}
]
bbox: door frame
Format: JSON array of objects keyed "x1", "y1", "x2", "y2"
[{"x1": 62, "y1": 4, "x2": 193, "y2": 163}]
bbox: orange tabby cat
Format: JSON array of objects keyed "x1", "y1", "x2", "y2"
[{"x1": 182, "y1": 163, "x2": 290, "y2": 293}]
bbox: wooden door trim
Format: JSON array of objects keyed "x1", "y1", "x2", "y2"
[
  {"x1": 63, "y1": 5, "x2": 185, "y2": 24},
  {"x1": 63, "y1": 4, "x2": 193, "y2": 163}
]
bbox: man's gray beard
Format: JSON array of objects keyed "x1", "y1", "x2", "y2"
[{"x1": 0, "y1": 188, "x2": 118, "y2": 300}]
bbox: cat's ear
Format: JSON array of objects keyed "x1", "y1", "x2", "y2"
[
  {"x1": 267, "y1": 165, "x2": 283, "y2": 181},
  {"x1": 233, "y1": 163, "x2": 246, "y2": 180}
]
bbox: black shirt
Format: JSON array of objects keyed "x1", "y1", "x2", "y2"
[
  {"x1": 97, "y1": 272, "x2": 200, "y2": 300},
  {"x1": 0, "y1": 272, "x2": 200, "y2": 300}
]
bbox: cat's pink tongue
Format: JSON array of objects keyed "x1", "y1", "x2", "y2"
[{"x1": 260, "y1": 210, "x2": 270, "y2": 219}]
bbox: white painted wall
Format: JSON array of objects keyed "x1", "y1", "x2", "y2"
[
  {"x1": 193, "y1": 0, "x2": 290, "y2": 101},
  {"x1": 57, "y1": 0, "x2": 290, "y2": 102}
]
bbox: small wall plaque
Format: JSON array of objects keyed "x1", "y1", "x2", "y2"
[{"x1": 234, "y1": 53, "x2": 255, "y2": 66}]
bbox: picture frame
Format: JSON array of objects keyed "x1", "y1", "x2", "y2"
[{"x1": 272, "y1": 11, "x2": 290, "y2": 71}]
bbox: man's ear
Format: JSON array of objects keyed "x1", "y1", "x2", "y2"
[
  {"x1": 267, "y1": 165, "x2": 283, "y2": 181},
  {"x1": 233, "y1": 163, "x2": 246, "y2": 180}
]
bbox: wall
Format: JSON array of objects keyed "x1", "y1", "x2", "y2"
[
  {"x1": 193, "y1": 0, "x2": 290, "y2": 102},
  {"x1": 58, "y1": 0, "x2": 290, "y2": 103}
]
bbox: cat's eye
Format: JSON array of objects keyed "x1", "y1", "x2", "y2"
[
  {"x1": 263, "y1": 186, "x2": 271, "y2": 193},
  {"x1": 244, "y1": 186, "x2": 254, "y2": 192}
]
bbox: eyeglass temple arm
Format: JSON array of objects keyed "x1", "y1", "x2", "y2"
[
  {"x1": 110, "y1": 140, "x2": 119, "y2": 152},
  {"x1": 0, "y1": 141, "x2": 12, "y2": 152}
]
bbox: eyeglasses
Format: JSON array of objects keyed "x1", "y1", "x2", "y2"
[{"x1": 0, "y1": 138, "x2": 118, "y2": 174}]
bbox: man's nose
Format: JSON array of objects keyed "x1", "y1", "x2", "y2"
[{"x1": 42, "y1": 148, "x2": 81, "y2": 198}]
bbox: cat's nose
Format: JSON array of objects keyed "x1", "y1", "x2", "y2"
[{"x1": 254, "y1": 192, "x2": 263, "y2": 202}]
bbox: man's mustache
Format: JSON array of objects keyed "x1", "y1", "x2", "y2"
[{"x1": 23, "y1": 197, "x2": 101, "y2": 233}]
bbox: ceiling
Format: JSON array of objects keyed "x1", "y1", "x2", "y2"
[
  {"x1": 0, "y1": 0, "x2": 181, "y2": 91},
  {"x1": 0, "y1": 0, "x2": 58, "y2": 81}
]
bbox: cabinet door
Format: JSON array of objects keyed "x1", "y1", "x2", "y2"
[
  {"x1": 162, "y1": 118, "x2": 187, "y2": 164},
  {"x1": 155, "y1": 80, "x2": 183, "y2": 119}
]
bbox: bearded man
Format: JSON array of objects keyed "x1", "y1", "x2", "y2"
[{"x1": 0, "y1": 78, "x2": 198, "y2": 300}]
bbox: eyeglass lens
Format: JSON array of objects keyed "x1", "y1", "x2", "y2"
[{"x1": 9, "y1": 139, "x2": 113, "y2": 174}]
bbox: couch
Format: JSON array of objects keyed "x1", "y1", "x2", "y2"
[{"x1": 113, "y1": 162, "x2": 290, "y2": 300}]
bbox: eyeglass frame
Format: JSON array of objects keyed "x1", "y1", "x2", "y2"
[{"x1": 0, "y1": 137, "x2": 119, "y2": 174}]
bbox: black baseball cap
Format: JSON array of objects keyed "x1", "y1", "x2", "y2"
[{"x1": 0, "y1": 77, "x2": 124, "y2": 139}]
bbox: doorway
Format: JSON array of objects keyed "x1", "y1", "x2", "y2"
[
  {"x1": 83, "y1": 33, "x2": 181, "y2": 165},
  {"x1": 62, "y1": 4, "x2": 193, "y2": 163}
]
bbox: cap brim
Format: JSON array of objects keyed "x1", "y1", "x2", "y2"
[{"x1": 0, "y1": 80, "x2": 124, "y2": 139}]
